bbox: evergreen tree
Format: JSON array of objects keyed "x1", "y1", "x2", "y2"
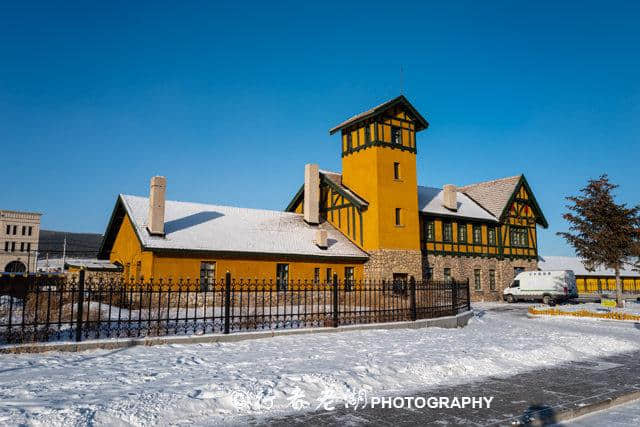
[{"x1": 558, "y1": 175, "x2": 640, "y2": 306}]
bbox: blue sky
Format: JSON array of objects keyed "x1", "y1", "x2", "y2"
[{"x1": 1, "y1": 1, "x2": 639, "y2": 256}]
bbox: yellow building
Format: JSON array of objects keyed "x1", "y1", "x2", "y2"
[
  {"x1": 287, "y1": 95, "x2": 548, "y2": 299},
  {"x1": 99, "y1": 95, "x2": 548, "y2": 299},
  {"x1": 98, "y1": 186, "x2": 368, "y2": 288},
  {"x1": 539, "y1": 256, "x2": 640, "y2": 294}
]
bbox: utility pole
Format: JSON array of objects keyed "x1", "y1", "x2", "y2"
[{"x1": 62, "y1": 236, "x2": 67, "y2": 272}]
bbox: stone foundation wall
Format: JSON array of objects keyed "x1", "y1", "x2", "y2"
[
  {"x1": 423, "y1": 255, "x2": 537, "y2": 301},
  {"x1": 364, "y1": 249, "x2": 423, "y2": 281}
]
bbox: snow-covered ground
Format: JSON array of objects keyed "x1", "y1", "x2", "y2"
[
  {"x1": 0, "y1": 303, "x2": 639, "y2": 426},
  {"x1": 564, "y1": 398, "x2": 640, "y2": 426}
]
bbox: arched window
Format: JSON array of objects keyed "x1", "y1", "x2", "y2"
[{"x1": 5, "y1": 261, "x2": 26, "y2": 273}]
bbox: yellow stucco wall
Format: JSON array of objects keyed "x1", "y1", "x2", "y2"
[
  {"x1": 150, "y1": 253, "x2": 363, "y2": 284},
  {"x1": 322, "y1": 188, "x2": 363, "y2": 247},
  {"x1": 108, "y1": 213, "x2": 364, "y2": 286},
  {"x1": 109, "y1": 214, "x2": 154, "y2": 280},
  {"x1": 341, "y1": 110, "x2": 421, "y2": 252},
  {"x1": 576, "y1": 276, "x2": 640, "y2": 293}
]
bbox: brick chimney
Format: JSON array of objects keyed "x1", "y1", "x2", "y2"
[
  {"x1": 314, "y1": 229, "x2": 328, "y2": 249},
  {"x1": 304, "y1": 164, "x2": 319, "y2": 224},
  {"x1": 147, "y1": 176, "x2": 167, "y2": 236},
  {"x1": 442, "y1": 184, "x2": 457, "y2": 211}
]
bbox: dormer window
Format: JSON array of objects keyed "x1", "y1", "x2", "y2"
[{"x1": 391, "y1": 126, "x2": 402, "y2": 145}]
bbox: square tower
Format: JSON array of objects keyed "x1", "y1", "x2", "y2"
[{"x1": 329, "y1": 95, "x2": 429, "y2": 280}]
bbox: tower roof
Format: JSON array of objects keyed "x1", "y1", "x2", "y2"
[{"x1": 329, "y1": 95, "x2": 429, "y2": 135}]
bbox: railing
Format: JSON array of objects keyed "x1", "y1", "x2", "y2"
[{"x1": 0, "y1": 272, "x2": 470, "y2": 344}]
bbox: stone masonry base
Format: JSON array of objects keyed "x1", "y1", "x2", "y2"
[
  {"x1": 423, "y1": 254, "x2": 537, "y2": 302},
  {"x1": 364, "y1": 249, "x2": 423, "y2": 281}
]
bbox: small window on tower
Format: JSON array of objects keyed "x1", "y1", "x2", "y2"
[
  {"x1": 364, "y1": 125, "x2": 371, "y2": 143},
  {"x1": 393, "y1": 162, "x2": 400, "y2": 180},
  {"x1": 345, "y1": 132, "x2": 353, "y2": 150},
  {"x1": 391, "y1": 126, "x2": 402, "y2": 145},
  {"x1": 395, "y1": 208, "x2": 402, "y2": 226}
]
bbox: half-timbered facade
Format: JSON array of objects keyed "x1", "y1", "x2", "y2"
[
  {"x1": 287, "y1": 95, "x2": 548, "y2": 300},
  {"x1": 419, "y1": 175, "x2": 548, "y2": 300},
  {"x1": 99, "y1": 94, "x2": 547, "y2": 299}
]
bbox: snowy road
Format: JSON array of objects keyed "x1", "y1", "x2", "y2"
[
  {"x1": 564, "y1": 399, "x2": 640, "y2": 426},
  {"x1": 0, "y1": 303, "x2": 639, "y2": 426}
]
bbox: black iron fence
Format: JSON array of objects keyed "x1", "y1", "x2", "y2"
[{"x1": 0, "y1": 272, "x2": 470, "y2": 345}]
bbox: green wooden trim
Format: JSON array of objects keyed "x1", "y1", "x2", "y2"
[
  {"x1": 359, "y1": 210, "x2": 363, "y2": 246},
  {"x1": 98, "y1": 195, "x2": 147, "y2": 260},
  {"x1": 420, "y1": 212, "x2": 500, "y2": 225},
  {"x1": 284, "y1": 184, "x2": 305, "y2": 212},
  {"x1": 341, "y1": 139, "x2": 417, "y2": 157},
  {"x1": 422, "y1": 249, "x2": 537, "y2": 261},
  {"x1": 329, "y1": 95, "x2": 429, "y2": 135},
  {"x1": 499, "y1": 175, "x2": 549, "y2": 228},
  {"x1": 324, "y1": 203, "x2": 354, "y2": 212},
  {"x1": 320, "y1": 174, "x2": 368, "y2": 210},
  {"x1": 285, "y1": 174, "x2": 369, "y2": 214}
]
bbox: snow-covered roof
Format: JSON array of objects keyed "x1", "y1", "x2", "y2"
[
  {"x1": 538, "y1": 256, "x2": 640, "y2": 277},
  {"x1": 418, "y1": 186, "x2": 498, "y2": 222},
  {"x1": 36, "y1": 258, "x2": 64, "y2": 272},
  {"x1": 319, "y1": 170, "x2": 369, "y2": 207},
  {"x1": 118, "y1": 195, "x2": 368, "y2": 260},
  {"x1": 458, "y1": 175, "x2": 521, "y2": 219},
  {"x1": 65, "y1": 258, "x2": 122, "y2": 271},
  {"x1": 37, "y1": 257, "x2": 122, "y2": 272}
]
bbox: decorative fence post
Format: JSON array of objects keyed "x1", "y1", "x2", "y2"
[
  {"x1": 451, "y1": 279, "x2": 458, "y2": 315},
  {"x1": 332, "y1": 273, "x2": 339, "y2": 328},
  {"x1": 466, "y1": 278, "x2": 471, "y2": 311},
  {"x1": 409, "y1": 276, "x2": 417, "y2": 321},
  {"x1": 224, "y1": 271, "x2": 231, "y2": 334},
  {"x1": 75, "y1": 269, "x2": 85, "y2": 342}
]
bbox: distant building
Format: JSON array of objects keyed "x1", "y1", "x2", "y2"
[
  {"x1": 0, "y1": 209, "x2": 42, "y2": 273},
  {"x1": 36, "y1": 257, "x2": 122, "y2": 282},
  {"x1": 539, "y1": 255, "x2": 640, "y2": 294},
  {"x1": 38, "y1": 230, "x2": 103, "y2": 260}
]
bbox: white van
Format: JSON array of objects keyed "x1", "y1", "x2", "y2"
[{"x1": 503, "y1": 270, "x2": 578, "y2": 305}]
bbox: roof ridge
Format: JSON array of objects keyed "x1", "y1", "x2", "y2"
[
  {"x1": 459, "y1": 174, "x2": 522, "y2": 189},
  {"x1": 319, "y1": 169, "x2": 340, "y2": 175},
  {"x1": 122, "y1": 194, "x2": 305, "y2": 218}
]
